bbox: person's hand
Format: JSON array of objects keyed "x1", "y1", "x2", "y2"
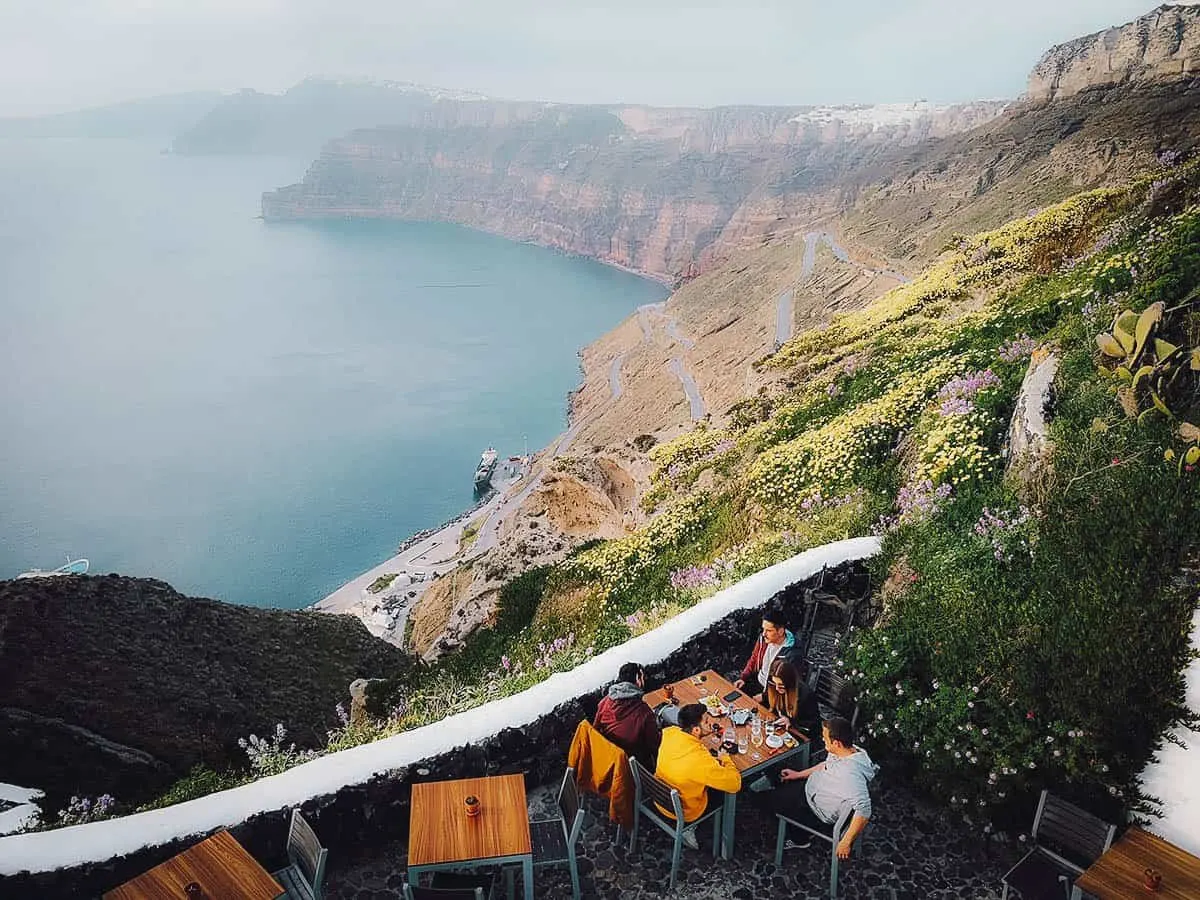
[
  {"x1": 734, "y1": 678, "x2": 744, "y2": 689},
  {"x1": 779, "y1": 768, "x2": 798, "y2": 782},
  {"x1": 775, "y1": 715, "x2": 791, "y2": 728},
  {"x1": 836, "y1": 837, "x2": 854, "y2": 859}
]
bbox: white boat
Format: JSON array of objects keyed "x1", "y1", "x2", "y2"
[
  {"x1": 473, "y1": 447, "x2": 498, "y2": 489},
  {"x1": 16, "y1": 557, "x2": 89, "y2": 579}
]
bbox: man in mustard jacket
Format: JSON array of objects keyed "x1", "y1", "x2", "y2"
[{"x1": 655, "y1": 703, "x2": 743, "y2": 849}]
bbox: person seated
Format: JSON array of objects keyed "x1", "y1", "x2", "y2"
[
  {"x1": 763, "y1": 658, "x2": 820, "y2": 737},
  {"x1": 655, "y1": 703, "x2": 743, "y2": 849},
  {"x1": 758, "y1": 716, "x2": 878, "y2": 858},
  {"x1": 593, "y1": 662, "x2": 661, "y2": 766},
  {"x1": 734, "y1": 610, "x2": 800, "y2": 701}
]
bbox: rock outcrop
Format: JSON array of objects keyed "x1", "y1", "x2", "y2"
[
  {"x1": 0, "y1": 575, "x2": 416, "y2": 807},
  {"x1": 1028, "y1": 4, "x2": 1200, "y2": 102}
]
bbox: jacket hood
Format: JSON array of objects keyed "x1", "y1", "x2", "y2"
[
  {"x1": 607, "y1": 680, "x2": 644, "y2": 702},
  {"x1": 845, "y1": 746, "x2": 879, "y2": 781}
]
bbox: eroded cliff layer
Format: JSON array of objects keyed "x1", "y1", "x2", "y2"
[
  {"x1": 262, "y1": 101, "x2": 1006, "y2": 280},
  {"x1": 1028, "y1": 3, "x2": 1200, "y2": 102}
]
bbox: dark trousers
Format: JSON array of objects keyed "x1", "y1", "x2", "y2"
[{"x1": 755, "y1": 781, "x2": 831, "y2": 833}]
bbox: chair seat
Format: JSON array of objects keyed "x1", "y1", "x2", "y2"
[
  {"x1": 530, "y1": 818, "x2": 568, "y2": 864},
  {"x1": 272, "y1": 864, "x2": 316, "y2": 900},
  {"x1": 1003, "y1": 847, "x2": 1077, "y2": 900},
  {"x1": 430, "y1": 870, "x2": 496, "y2": 897}
]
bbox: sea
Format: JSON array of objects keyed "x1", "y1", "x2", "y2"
[{"x1": 0, "y1": 137, "x2": 666, "y2": 608}]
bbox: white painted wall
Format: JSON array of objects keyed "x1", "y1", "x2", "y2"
[
  {"x1": 1136, "y1": 605, "x2": 1200, "y2": 856},
  {"x1": 0, "y1": 536, "x2": 881, "y2": 876}
]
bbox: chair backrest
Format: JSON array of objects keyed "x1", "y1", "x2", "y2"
[
  {"x1": 286, "y1": 808, "x2": 329, "y2": 894},
  {"x1": 403, "y1": 884, "x2": 485, "y2": 900},
  {"x1": 814, "y1": 668, "x2": 858, "y2": 726},
  {"x1": 558, "y1": 767, "x2": 586, "y2": 847},
  {"x1": 1031, "y1": 790, "x2": 1117, "y2": 868},
  {"x1": 630, "y1": 758, "x2": 684, "y2": 822}
]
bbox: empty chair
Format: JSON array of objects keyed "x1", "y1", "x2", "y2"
[
  {"x1": 774, "y1": 802, "x2": 868, "y2": 899},
  {"x1": 814, "y1": 668, "x2": 859, "y2": 728},
  {"x1": 627, "y1": 758, "x2": 723, "y2": 890},
  {"x1": 429, "y1": 871, "x2": 496, "y2": 899},
  {"x1": 403, "y1": 884, "x2": 488, "y2": 900},
  {"x1": 272, "y1": 809, "x2": 328, "y2": 900},
  {"x1": 527, "y1": 767, "x2": 586, "y2": 900},
  {"x1": 1000, "y1": 790, "x2": 1116, "y2": 900}
]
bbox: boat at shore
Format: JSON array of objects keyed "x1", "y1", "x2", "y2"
[
  {"x1": 17, "y1": 557, "x2": 89, "y2": 579},
  {"x1": 473, "y1": 448, "x2": 498, "y2": 490}
]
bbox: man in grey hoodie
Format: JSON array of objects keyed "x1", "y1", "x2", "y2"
[{"x1": 765, "y1": 717, "x2": 878, "y2": 858}]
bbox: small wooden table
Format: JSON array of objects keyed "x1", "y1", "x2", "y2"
[
  {"x1": 644, "y1": 668, "x2": 810, "y2": 860},
  {"x1": 103, "y1": 830, "x2": 282, "y2": 900},
  {"x1": 408, "y1": 773, "x2": 534, "y2": 900},
  {"x1": 1076, "y1": 827, "x2": 1200, "y2": 899}
]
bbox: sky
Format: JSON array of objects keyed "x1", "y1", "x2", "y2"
[{"x1": 0, "y1": 0, "x2": 1184, "y2": 117}]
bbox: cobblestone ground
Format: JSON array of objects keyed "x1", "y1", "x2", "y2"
[{"x1": 326, "y1": 779, "x2": 1014, "y2": 900}]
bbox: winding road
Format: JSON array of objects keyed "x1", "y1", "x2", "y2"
[
  {"x1": 775, "y1": 231, "x2": 912, "y2": 347},
  {"x1": 607, "y1": 301, "x2": 706, "y2": 419}
]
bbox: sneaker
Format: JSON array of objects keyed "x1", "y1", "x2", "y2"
[
  {"x1": 681, "y1": 827, "x2": 700, "y2": 850},
  {"x1": 783, "y1": 834, "x2": 813, "y2": 851},
  {"x1": 749, "y1": 775, "x2": 774, "y2": 793}
]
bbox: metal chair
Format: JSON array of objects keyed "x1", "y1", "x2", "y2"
[
  {"x1": 271, "y1": 809, "x2": 328, "y2": 900},
  {"x1": 627, "y1": 758, "x2": 723, "y2": 890},
  {"x1": 814, "y1": 668, "x2": 859, "y2": 727},
  {"x1": 527, "y1": 767, "x2": 586, "y2": 900},
  {"x1": 773, "y1": 802, "x2": 867, "y2": 899},
  {"x1": 1000, "y1": 790, "x2": 1116, "y2": 900},
  {"x1": 428, "y1": 871, "x2": 497, "y2": 899},
  {"x1": 403, "y1": 884, "x2": 488, "y2": 900}
]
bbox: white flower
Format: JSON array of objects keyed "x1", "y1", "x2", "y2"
[
  {"x1": 1053, "y1": 749, "x2": 1062, "y2": 757},
  {"x1": 981, "y1": 728, "x2": 989, "y2": 736},
  {"x1": 877, "y1": 713, "x2": 884, "y2": 721},
  {"x1": 1045, "y1": 736, "x2": 1054, "y2": 744},
  {"x1": 972, "y1": 686, "x2": 980, "y2": 694},
  {"x1": 967, "y1": 701, "x2": 974, "y2": 709}
]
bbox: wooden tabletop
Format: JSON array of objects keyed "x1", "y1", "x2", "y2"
[
  {"x1": 1076, "y1": 827, "x2": 1200, "y2": 899},
  {"x1": 643, "y1": 669, "x2": 810, "y2": 774},
  {"x1": 103, "y1": 830, "x2": 282, "y2": 900},
  {"x1": 409, "y1": 773, "x2": 532, "y2": 868}
]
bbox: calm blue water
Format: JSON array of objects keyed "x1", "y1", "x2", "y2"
[{"x1": 0, "y1": 138, "x2": 666, "y2": 607}]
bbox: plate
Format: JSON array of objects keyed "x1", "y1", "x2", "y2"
[
  {"x1": 703, "y1": 702, "x2": 729, "y2": 717},
  {"x1": 765, "y1": 733, "x2": 784, "y2": 749}
]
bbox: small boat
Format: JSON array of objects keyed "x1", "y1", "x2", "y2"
[
  {"x1": 473, "y1": 448, "x2": 498, "y2": 490},
  {"x1": 16, "y1": 557, "x2": 89, "y2": 579}
]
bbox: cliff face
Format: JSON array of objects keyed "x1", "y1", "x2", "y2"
[
  {"x1": 0, "y1": 575, "x2": 416, "y2": 807},
  {"x1": 262, "y1": 101, "x2": 1006, "y2": 280},
  {"x1": 1028, "y1": 3, "x2": 1200, "y2": 102}
]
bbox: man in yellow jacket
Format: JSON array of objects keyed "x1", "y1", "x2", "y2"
[{"x1": 655, "y1": 703, "x2": 743, "y2": 849}]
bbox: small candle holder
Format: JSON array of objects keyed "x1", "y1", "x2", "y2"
[
  {"x1": 465, "y1": 795, "x2": 480, "y2": 818},
  {"x1": 184, "y1": 883, "x2": 206, "y2": 899},
  {"x1": 1143, "y1": 867, "x2": 1162, "y2": 892}
]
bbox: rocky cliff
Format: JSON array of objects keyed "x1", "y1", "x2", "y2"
[
  {"x1": 1028, "y1": 3, "x2": 1200, "y2": 102},
  {"x1": 0, "y1": 575, "x2": 416, "y2": 808},
  {"x1": 261, "y1": 100, "x2": 1006, "y2": 281}
]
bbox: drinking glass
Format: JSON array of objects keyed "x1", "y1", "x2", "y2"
[{"x1": 738, "y1": 734, "x2": 748, "y2": 755}]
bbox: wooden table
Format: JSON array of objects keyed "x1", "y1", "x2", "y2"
[
  {"x1": 408, "y1": 773, "x2": 534, "y2": 900},
  {"x1": 103, "y1": 830, "x2": 282, "y2": 900},
  {"x1": 1076, "y1": 827, "x2": 1200, "y2": 899},
  {"x1": 644, "y1": 668, "x2": 810, "y2": 859}
]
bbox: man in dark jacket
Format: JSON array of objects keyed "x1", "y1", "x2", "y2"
[
  {"x1": 594, "y1": 662, "x2": 661, "y2": 766},
  {"x1": 735, "y1": 611, "x2": 801, "y2": 701}
]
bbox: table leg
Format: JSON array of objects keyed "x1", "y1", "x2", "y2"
[
  {"x1": 506, "y1": 866, "x2": 515, "y2": 900},
  {"x1": 522, "y1": 854, "x2": 534, "y2": 900},
  {"x1": 721, "y1": 791, "x2": 737, "y2": 860}
]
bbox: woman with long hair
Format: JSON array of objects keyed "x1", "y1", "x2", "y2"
[{"x1": 763, "y1": 658, "x2": 819, "y2": 734}]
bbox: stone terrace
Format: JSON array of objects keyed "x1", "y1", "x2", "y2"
[{"x1": 327, "y1": 777, "x2": 1014, "y2": 900}]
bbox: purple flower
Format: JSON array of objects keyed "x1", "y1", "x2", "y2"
[
  {"x1": 670, "y1": 564, "x2": 719, "y2": 591},
  {"x1": 937, "y1": 370, "x2": 1001, "y2": 415},
  {"x1": 334, "y1": 702, "x2": 350, "y2": 727},
  {"x1": 998, "y1": 336, "x2": 1037, "y2": 364}
]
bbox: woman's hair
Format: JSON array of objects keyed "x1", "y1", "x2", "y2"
[{"x1": 765, "y1": 658, "x2": 801, "y2": 719}]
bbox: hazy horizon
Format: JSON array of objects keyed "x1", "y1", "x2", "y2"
[{"x1": 0, "y1": 1, "x2": 1182, "y2": 118}]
